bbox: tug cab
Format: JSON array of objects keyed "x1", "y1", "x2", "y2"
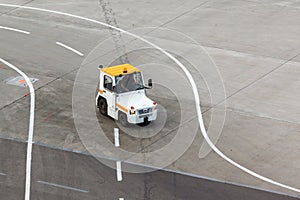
[{"x1": 96, "y1": 64, "x2": 157, "y2": 126}]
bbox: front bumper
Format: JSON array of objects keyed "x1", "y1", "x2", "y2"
[{"x1": 127, "y1": 109, "x2": 158, "y2": 124}]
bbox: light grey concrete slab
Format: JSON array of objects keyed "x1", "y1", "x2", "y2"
[
  {"x1": 227, "y1": 60, "x2": 300, "y2": 124},
  {"x1": 164, "y1": 0, "x2": 300, "y2": 60}
]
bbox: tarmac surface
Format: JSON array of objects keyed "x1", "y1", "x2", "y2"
[
  {"x1": 0, "y1": 0, "x2": 300, "y2": 199},
  {"x1": 1, "y1": 138, "x2": 298, "y2": 200}
]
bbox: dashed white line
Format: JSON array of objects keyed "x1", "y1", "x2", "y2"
[
  {"x1": 0, "y1": 3, "x2": 299, "y2": 194},
  {"x1": 0, "y1": 172, "x2": 6, "y2": 176},
  {"x1": 114, "y1": 128, "x2": 122, "y2": 182},
  {"x1": 0, "y1": 58, "x2": 35, "y2": 200},
  {"x1": 37, "y1": 181, "x2": 89, "y2": 193},
  {"x1": 56, "y1": 42, "x2": 84, "y2": 57},
  {"x1": 116, "y1": 161, "x2": 122, "y2": 181},
  {"x1": 119, "y1": 198, "x2": 124, "y2": 200},
  {"x1": 114, "y1": 128, "x2": 120, "y2": 147},
  {"x1": 0, "y1": 25, "x2": 30, "y2": 34}
]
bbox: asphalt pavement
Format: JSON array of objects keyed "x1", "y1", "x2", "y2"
[{"x1": 0, "y1": 138, "x2": 298, "y2": 200}]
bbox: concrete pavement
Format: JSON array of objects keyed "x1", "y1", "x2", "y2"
[{"x1": 0, "y1": 0, "x2": 300, "y2": 198}]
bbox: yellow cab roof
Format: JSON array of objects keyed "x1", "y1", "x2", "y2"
[{"x1": 101, "y1": 64, "x2": 141, "y2": 77}]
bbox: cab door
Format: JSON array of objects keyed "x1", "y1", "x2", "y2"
[{"x1": 103, "y1": 75, "x2": 116, "y2": 118}]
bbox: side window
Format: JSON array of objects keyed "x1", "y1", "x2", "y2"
[{"x1": 104, "y1": 75, "x2": 113, "y2": 91}]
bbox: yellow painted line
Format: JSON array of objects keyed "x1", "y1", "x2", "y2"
[{"x1": 116, "y1": 104, "x2": 128, "y2": 113}]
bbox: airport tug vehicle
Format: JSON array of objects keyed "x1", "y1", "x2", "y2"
[{"x1": 96, "y1": 64, "x2": 157, "y2": 126}]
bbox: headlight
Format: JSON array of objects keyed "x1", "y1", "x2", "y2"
[{"x1": 130, "y1": 106, "x2": 136, "y2": 115}]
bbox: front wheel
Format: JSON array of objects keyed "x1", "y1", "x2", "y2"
[
  {"x1": 118, "y1": 112, "x2": 128, "y2": 126},
  {"x1": 98, "y1": 98, "x2": 107, "y2": 116}
]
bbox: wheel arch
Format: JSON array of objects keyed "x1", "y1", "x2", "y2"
[{"x1": 96, "y1": 95, "x2": 106, "y2": 107}]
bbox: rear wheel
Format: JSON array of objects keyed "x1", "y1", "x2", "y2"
[
  {"x1": 118, "y1": 112, "x2": 128, "y2": 126},
  {"x1": 98, "y1": 98, "x2": 107, "y2": 116}
]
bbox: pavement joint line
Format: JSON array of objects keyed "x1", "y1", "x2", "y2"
[
  {"x1": 116, "y1": 161, "x2": 123, "y2": 181},
  {"x1": 0, "y1": 58, "x2": 35, "y2": 200},
  {"x1": 152, "y1": 0, "x2": 210, "y2": 30},
  {"x1": 0, "y1": 0, "x2": 34, "y2": 16},
  {"x1": 0, "y1": 25, "x2": 30, "y2": 34},
  {"x1": 204, "y1": 45, "x2": 300, "y2": 65},
  {"x1": 37, "y1": 180, "x2": 89, "y2": 193},
  {"x1": 226, "y1": 107, "x2": 300, "y2": 126},
  {"x1": 1, "y1": 3, "x2": 300, "y2": 194},
  {"x1": 56, "y1": 42, "x2": 84, "y2": 57}
]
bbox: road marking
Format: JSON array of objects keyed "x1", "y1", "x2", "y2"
[
  {"x1": 114, "y1": 128, "x2": 120, "y2": 147},
  {"x1": 116, "y1": 161, "x2": 122, "y2": 181},
  {"x1": 0, "y1": 3, "x2": 299, "y2": 194},
  {"x1": 56, "y1": 42, "x2": 84, "y2": 57},
  {"x1": 0, "y1": 172, "x2": 6, "y2": 176},
  {"x1": 4, "y1": 76, "x2": 38, "y2": 87},
  {"x1": 0, "y1": 58, "x2": 35, "y2": 200},
  {"x1": 0, "y1": 25, "x2": 30, "y2": 34},
  {"x1": 119, "y1": 198, "x2": 124, "y2": 200},
  {"x1": 37, "y1": 181, "x2": 89, "y2": 193}
]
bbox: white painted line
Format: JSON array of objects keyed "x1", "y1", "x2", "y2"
[
  {"x1": 0, "y1": 58, "x2": 35, "y2": 200},
  {"x1": 116, "y1": 161, "x2": 122, "y2": 181},
  {"x1": 0, "y1": 172, "x2": 6, "y2": 176},
  {"x1": 114, "y1": 128, "x2": 120, "y2": 147},
  {"x1": 37, "y1": 181, "x2": 89, "y2": 193},
  {"x1": 0, "y1": 25, "x2": 30, "y2": 34},
  {"x1": 119, "y1": 198, "x2": 124, "y2": 200},
  {"x1": 56, "y1": 42, "x2": 84, "y2": 57},
  {"x1": 0, "y1": 3, "x2": 299, "y2": 194}
]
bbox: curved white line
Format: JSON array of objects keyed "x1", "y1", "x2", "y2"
[
  {"x1": 0, "y1": 25, "x2": 30, "y2": 34},
  {"x1": 0, "y1": 58, "x2": 35, "y2": 200},
  {"x1": 56, "y1": 42, "x2": 84, "y2": 57},
  {"x1": 0, "y1": 3, "x2": 299, "y2": 194}
]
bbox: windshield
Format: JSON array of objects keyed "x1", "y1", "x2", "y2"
[{"x1": 115, "y1": 72, "x2": 144, "y2": 93}]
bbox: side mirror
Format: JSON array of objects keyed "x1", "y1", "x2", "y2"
[
  {"x1": 99, "y1": 65, "x2": 103, "y2": 69},
  {"x1": 148, "y1": 79, "x2": 153, "y2": 88}
]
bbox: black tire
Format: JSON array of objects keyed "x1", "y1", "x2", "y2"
[
  {"x1": 98, "y1": 98, "x2": 107, "y2": 116},
  {"x1": 118, "y1": 112, "x2": 128, "y2": 126},
  {"x1": 140, "y1": 121, "x2": 151, "y2": 127}
]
